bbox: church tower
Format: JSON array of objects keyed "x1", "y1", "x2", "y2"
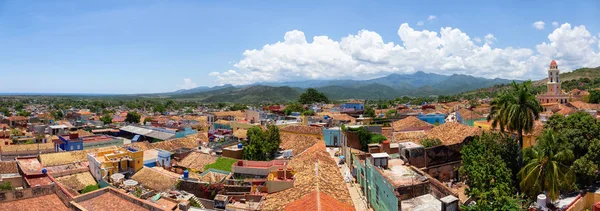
[{"x1": 547, "y1": 60, "x2": 560, "y2": 95}]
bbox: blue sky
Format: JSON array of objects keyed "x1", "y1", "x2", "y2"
[{"x1": 1, "y1": 0, "x2": 599, "y2": 94}]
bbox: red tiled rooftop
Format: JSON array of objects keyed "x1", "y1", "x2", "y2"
[
  {"x1": 16, "y1": 157, "x2": 44, "y2": 176},
  {"x1": 0, "y1": 193, "x2": 69, "y2": 211},
  {"x1": 75, "y1": 190, "x2": 157, "y2": 211},
  {"x1": 25, "y1": 176, "x2": 53, "y2": 187},
  {"x1": 284, "y1": 190, "x2": 355, "y2": 211},
  {"x1": 550, "y1": 60, "x2": 557, "y2": 66}
]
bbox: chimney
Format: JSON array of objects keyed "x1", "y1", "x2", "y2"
[
  {"x1": 382, "y1": 140, "x2": 391, "y2": 154},
  {"x1": 69, "y1": 132, "x2": 79, "y2": 139}
]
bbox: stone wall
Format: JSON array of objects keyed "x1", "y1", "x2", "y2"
[{"x1": 0, "y1": 184, "x2": 56, "y2": 203}]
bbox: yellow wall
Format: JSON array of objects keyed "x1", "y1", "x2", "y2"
[
  {"x1": 97, "y1": 149, "x2": 144, "y2": 176},
  {"x1": 566, "y1": 193, "x2": 600, "y2": 211}
]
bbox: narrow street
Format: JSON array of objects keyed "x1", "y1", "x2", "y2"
[{"x1": 328, "y1": 148, "x2": 371, "y2": 211}]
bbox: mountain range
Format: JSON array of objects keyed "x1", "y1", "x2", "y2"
[{"x1": 164, "y1": 71, "x2": 520, "y2": 103}]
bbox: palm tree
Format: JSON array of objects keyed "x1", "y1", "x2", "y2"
[
  {"x1": 488, "y1": 81, "x2": 542, "y2": 165},
  {"x1": 518, "y1": 130, "x2": 574, "y2": 201}
]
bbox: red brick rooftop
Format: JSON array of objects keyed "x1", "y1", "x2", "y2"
[{"x1": 0, "y1": 193, "x2": 69, "y2": 211}]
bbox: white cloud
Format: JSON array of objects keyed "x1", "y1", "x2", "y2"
[
  {"x1": 427, "y1": 15, "x2": 437, "y2": 21},
  {"x1": 210, "y1": 23, "x2": 600, "y2": 85},
  {"x1": 484, "y1": 34, "x2": 497, "y2": 45},
  {"x1": 416, "y1": 21, "x2": 424, "y2": 26},
  {"x1": 533, "y1": 21, "x2": 545, "y2": 30},
  {"x1": 552, "y1": 21, "x2": 559, "y2": 28},
  {"x1": 179, "y1": 78, "x2": 197, "y2": 89}
]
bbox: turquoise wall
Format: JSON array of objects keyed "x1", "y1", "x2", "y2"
[
  {"x1": 323, "y1": 128, "x2": 342, "y2": 146},
  {"x1": 365, "y1": 159, "x2": 398, "y2": 211}
]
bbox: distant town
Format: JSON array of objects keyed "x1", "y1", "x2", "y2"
[{"x1": 0, "y1": 60, "x2": 598, "y2": 211}]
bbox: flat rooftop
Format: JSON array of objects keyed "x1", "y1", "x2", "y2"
[
  {"x1": 0, "y1": 193, "x2": 69, "y2": 211},
  {"x1": 400, "y1": 194, "x2": 441, "y2": 211},
  {"x1": 73, "y1": 188, "x2": 164, "y2": 211},
  {"x1": 382, "y1": 163, "x2": 427, "y2": 188}
]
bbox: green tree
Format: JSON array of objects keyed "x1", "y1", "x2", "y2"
[
  {"x1": 81, "y1": 184, "x2": 99, "y2": 194},
  {"x1": 363, "y1": 106, "x2": 375, "y2": 117},
  {"x1": 459, "y1": 132, "x2": 521, "y2": 209},
  {"x1": 546, "y1": 112, "x2": 600, "y2": 159},
  {"x1": 301, "y1": 110, "x2": 315, "y2": 116},
  {"x1": 298, "y1": 88, "x2": 329, "y2": 104},
  {"x1": 52, "y1": 110, "x2": 64, "y2": 120},
  {"x1": 143, "y1": 117, "x2": 154, "y2": 124},
  {"x1": 419, "y1": 138, "x2": 442, "y2": 148},
  {"x1": 16, "y1": 110, "x2": 31, "y2": 117},
  {"x1": 385, "y1": 109, "x2": 398, "y2": 118},
  {"x1": 283, "y1": 103, "x2": 305, "y2": 115},
  {"x1": 0, "y1": 107, "x2": 10, "y2": 117},
  {"x1": 100, "y1": 114, "x2": 113, "y2": 125},
  {"x1": 125, "y1": 112, "x2": 141, "y2": 124},
  {"x1": 518, "y1": 130, "x2": 574, "y2": 201},
  {"x1": 488, "y1": 81, "x2": 541, "y2": 166},
  {"x1": 230, "y1": 104, "x2": 247, "y2": 111},
  {"x1": 589, "y1": 90, "x2": 600, "y2": 104},
  {"x1": 0, "y1": 182, "x2": 12, "y2": 191},
  {"x1": 571, "y1": 140, "x2": 600, "y2": 187},
  {"x1": 14, "y1": 103, "x2": 24, "y2": 111},
  {"x1": 153, "y1": 104, "x2": 166, "y2": 113},
  {"x1": 243, "y1": 126, "x2": 267, "y2": 161},
  {"x1": 264, "y1": 125, "x2": 281, "y2": 159}
]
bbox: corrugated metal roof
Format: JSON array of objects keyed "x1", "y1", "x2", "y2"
[
  {"x1": 120, "y1": 125, "x2": 153, "y2": 135},
  {"x1": 145, "y1": 131, "x2": 175, "y2": 140}
]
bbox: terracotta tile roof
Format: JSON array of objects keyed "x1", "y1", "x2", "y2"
[
  {"x1": 568, "y1": 101, "x2": 600, "y2": 110},
  {"x1": 426, "y1": 122, "x2": 481, "y2": 145},
  {"x1": 0, "y1": 161, "x2": 18, "y2": 174},
  {"x1": 457, "y1": 108, "x2": 484, "y2": 120},
  {"x1": 0, "y1": 193, "x2": 69, "y2": 211},
  {"x1": 73, "y1": 188, "x2": 162, "y2": 211},
  {"x1": 214, "y1": 119, "x2": 231, "y2": 125},
  {"x1": 131, "y1": 167, "x2": 178, "y2": 191},
  {"x1": 150, "y1": 132, "x2": 205, "y2": 151},
  {"x1": 123, "y1": 141, "x2": 152, "y2": 151},
  {"x1": 55, "y1": 171, "x2": 97, "y2": 191},
  {"x1": 39, "y1": 146, "x2": 118, "y2": 167},
  {"x1": 1, "y1": 143, "x2": 54, "y2": 153},
  {"x1": 284, "y1": 190, "x2": 355, "y2": 211},
  {"x1": 175, "y1": 151, "x2": 216, "y2": 171},
  {"x1": 556, "y1": 106, "x2": 577, "y2": 116},
  {"x1": 392, "y1": 116, "x2": 433, "y2": 131},
  {"x1": 214, "y1": 111, "x2": 245, "y2": 119},
  {"x1": 233, "y1": 129, "x2": 247, "y2": 139},
  {"x1": 280, "y1": 133, "x2": 319, "y2": 155},
  {"x1": 280, "y1": 125, "x2": 323, "y2": 135},
  {"x1": 262, "y1": 142, "x2": 353, "y2": 210},
  {"x1": 7, "y1": 116, "x2": 29, "y2": 121},
  {"x1": 393, "y1": 131, "x2": 427, "y2": 143},
  {"x1": 317, "y1": 112, "x2": 356, "y2": 122}
]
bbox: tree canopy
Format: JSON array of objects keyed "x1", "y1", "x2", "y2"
[
  {"x1": 487, "y1": 81, "x2": 541, "y2": 166},
  {"x1": 298, "y1": 88, "x2": 329, "y2": 104},
  {"x1": 459, "y1": 132, "x2": 521, "y2": 210},
  {"x1": 243, "y1": 125, "x2": 281, "y2": 161},
  {"x1": 125, "y1": 111, "x2": 141, "y2": 124},
  {"x1": 100, "y1": 114, "x2": 113, "y2": 125}
]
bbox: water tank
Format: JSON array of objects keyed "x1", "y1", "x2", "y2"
[
  {"x1": 537, "y1": 194, "x2": 547, "y2": 210},
  {"x1": 183, "y1": 170, "x2": 189, "y2": 179},
  {"x1": 237, "y1": 142, "x2": 243, "y2": 149},
  {"x1": 41, "y1": 168, "x2": 47, "y2": 174},
  {"x1": 594, "y1": 202, "x2": 600, "y2": 211}
]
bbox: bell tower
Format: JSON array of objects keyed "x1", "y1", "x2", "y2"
[{"x1": 547, "y1": 60, "x2": 560, "y2": 95}]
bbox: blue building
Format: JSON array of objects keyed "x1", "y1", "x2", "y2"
[
  {"x1": 323, "y1": 127, "x2": 342, "y2": 147},
  {"x1": 340, "y1": 100, "x2": 365, "y2": 111},
  {"x1": 417, "y1": 113, "x2": 446, "y2": 125},
  {"x1": 57, "y1": 133, "x2": 84, "y2": 151},
  {"x1": 175, "y1": 127, "x2": 198, "y2": 138}
]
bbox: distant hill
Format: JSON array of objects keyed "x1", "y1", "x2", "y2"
[
  {"x1": 457, "y1": 66, "x2": 600, "y2": 98},
  {"x1": 166, "y1": 71, "x2": 518, "y2": 103}
]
